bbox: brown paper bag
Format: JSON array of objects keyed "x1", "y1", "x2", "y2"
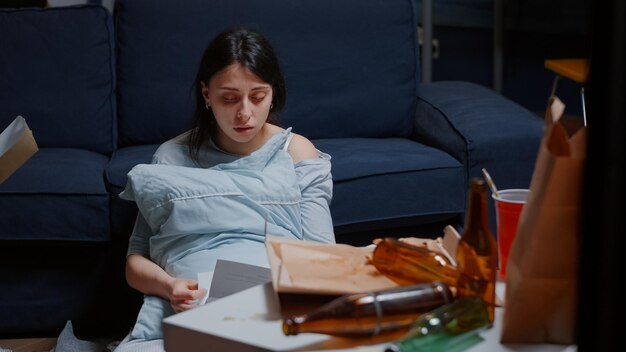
[
  {"x1": 265, "y1": 235, "x2": 398, "y2": 295},
  {"x1": 501, "y1": 97, "x2": 586, "y2": 344},
  {"x1": 265, "y1": 227, "x2": 461, "y2": 296}
]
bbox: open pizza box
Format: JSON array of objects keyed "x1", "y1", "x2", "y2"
[
  {"x1": 0, "y1": 116, "x2": 38, "y2": 184},
  {"x1": 264, "y1": 226, "x2": 461, "y2": 315}
]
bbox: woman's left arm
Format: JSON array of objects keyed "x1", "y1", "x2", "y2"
[{"x1": 289, "y1": 134, "x2": 336, "y2": 244}]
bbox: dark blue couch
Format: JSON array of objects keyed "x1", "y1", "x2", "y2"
[{"x1": 0, "y1": 0, "x2": 543, "y2": 338}]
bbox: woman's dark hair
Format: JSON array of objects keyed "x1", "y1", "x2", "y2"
[{"x1": 187, "y1": 27, "x2": 286, "y2": 163}]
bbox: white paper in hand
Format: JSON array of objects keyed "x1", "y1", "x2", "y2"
[{"x1": 197, "y1": 271, "x2": 214, "y2": 305}]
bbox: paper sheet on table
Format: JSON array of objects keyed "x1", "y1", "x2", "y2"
[
  {"x1": 265, "y1": 235, "x2": 399, "y2": 295},
  {"x1": 198, "y1": 259, "x2": 272, "y2": 305}
]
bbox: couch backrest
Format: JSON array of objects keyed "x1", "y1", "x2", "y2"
[
  {"x1": 115, "y1": 0, "x2": 420, "y2": 147},
  {"x1": 0, "y1": 5, "x2": 116, "y2": 154}
]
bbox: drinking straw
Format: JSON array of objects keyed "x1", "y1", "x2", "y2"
[{"x1": 481, "y1": 168, "x2": 499, "y2": 198}]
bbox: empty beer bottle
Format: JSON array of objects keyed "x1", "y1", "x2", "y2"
[
  {"x1": 371, "y1": 237, "x2": 458, "y2": 288},
  {"x1": 282, "y1": 281, "x2": 454, "y2": 337},
  {"x1": 385, "y1": 296, "x2": 489, "y2": 352},
  {"x1": 456, "y1": 178, "x2": 498, "y2": 323}
]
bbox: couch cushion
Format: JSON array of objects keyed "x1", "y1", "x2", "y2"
[
  {"x1": 313, "y1": 138, "x2": 465, "y2": 227},
  {"x1": 0, "y1": 5, "x2": 116, "y2": 154},
  {"x1": 115, "y1": 0, "x2": 419, "y2": 146},
  {"x1": 106, "y1": 144, "x2": 159, "y2": 235},
  {"x1": 106, "y1": 145, "x2": 160, "y2": 191},
  {"x1": 0, "y1": 148, "x2": 110, "y2": 241}
]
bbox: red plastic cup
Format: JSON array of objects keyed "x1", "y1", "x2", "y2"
[{"x1": 492, "y1": 189, "x2": 529, "y2": 279}]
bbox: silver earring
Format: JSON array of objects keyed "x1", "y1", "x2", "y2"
[
  {"x1": 205, "y1": 104, "x2": 210, "y2": 110},
  {"x1": 270, "y1": 104, "x2": 274, "y2": 110}
]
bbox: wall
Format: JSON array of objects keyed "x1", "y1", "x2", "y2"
[{"x1": 413, "y1": 0, "x2": 591, "y2": 117}]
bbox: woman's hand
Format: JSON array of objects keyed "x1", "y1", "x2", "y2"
[
  {"x1": 167, "y1": 278, "x2": 207, "y2": 313},
  {"x1": 125, "y1": 254, "x2": 207, "y2": 312}
]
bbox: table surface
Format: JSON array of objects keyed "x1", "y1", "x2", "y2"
[{"x1": 163, "y1": 281, "x2": 577, "y2": 352}]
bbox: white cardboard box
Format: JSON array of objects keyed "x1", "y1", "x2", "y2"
[{"x1": 163, "y1": 281, "x2": 576, "y2": 352}]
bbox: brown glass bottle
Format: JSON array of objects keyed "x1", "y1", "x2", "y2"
[
  {"x1": 282, "y1": 281, "x2": 454, "y2": 337},
  {"x1": 456, "y1": 178, "x2": 498, "y2": 323},
  {"x1": 372, "y1": 238, "x2": 458, "y2": 288}
]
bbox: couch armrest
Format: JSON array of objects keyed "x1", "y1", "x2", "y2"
[
  {"x1": 414, "y1": 81, "x2": 544, "y2": 187},
  {"x1": 413, "y1": 81, "x2": 544, "y2": 230}
]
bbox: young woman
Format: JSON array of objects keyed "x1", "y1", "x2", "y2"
[{"x1": 114, "y1": 27, "x2": 334, "y2": 351}]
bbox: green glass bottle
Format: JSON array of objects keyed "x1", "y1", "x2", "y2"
[{"x1": 385, "y1": 296, "x2": 489, "y2": 352}]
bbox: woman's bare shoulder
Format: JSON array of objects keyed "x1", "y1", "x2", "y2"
[{"x1": 287, "y1": 133, "x2": 319, "y2": 163}]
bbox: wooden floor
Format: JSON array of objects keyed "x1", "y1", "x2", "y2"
[{"x1": 0, "y1": 338, "x2": 57, "y2": 352}]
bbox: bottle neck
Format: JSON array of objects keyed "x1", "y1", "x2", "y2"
[{"x1": 464, "y1": 181, "x2": 489, "y2": 232}]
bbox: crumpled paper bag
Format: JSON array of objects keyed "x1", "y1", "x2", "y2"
[{"x1": 265, "y1": 226, "x2": 460, "y2": 296}]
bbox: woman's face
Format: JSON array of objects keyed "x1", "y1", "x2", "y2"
[{"x1": 202, "y1": 63, "x2": 274, "y2": 155}]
